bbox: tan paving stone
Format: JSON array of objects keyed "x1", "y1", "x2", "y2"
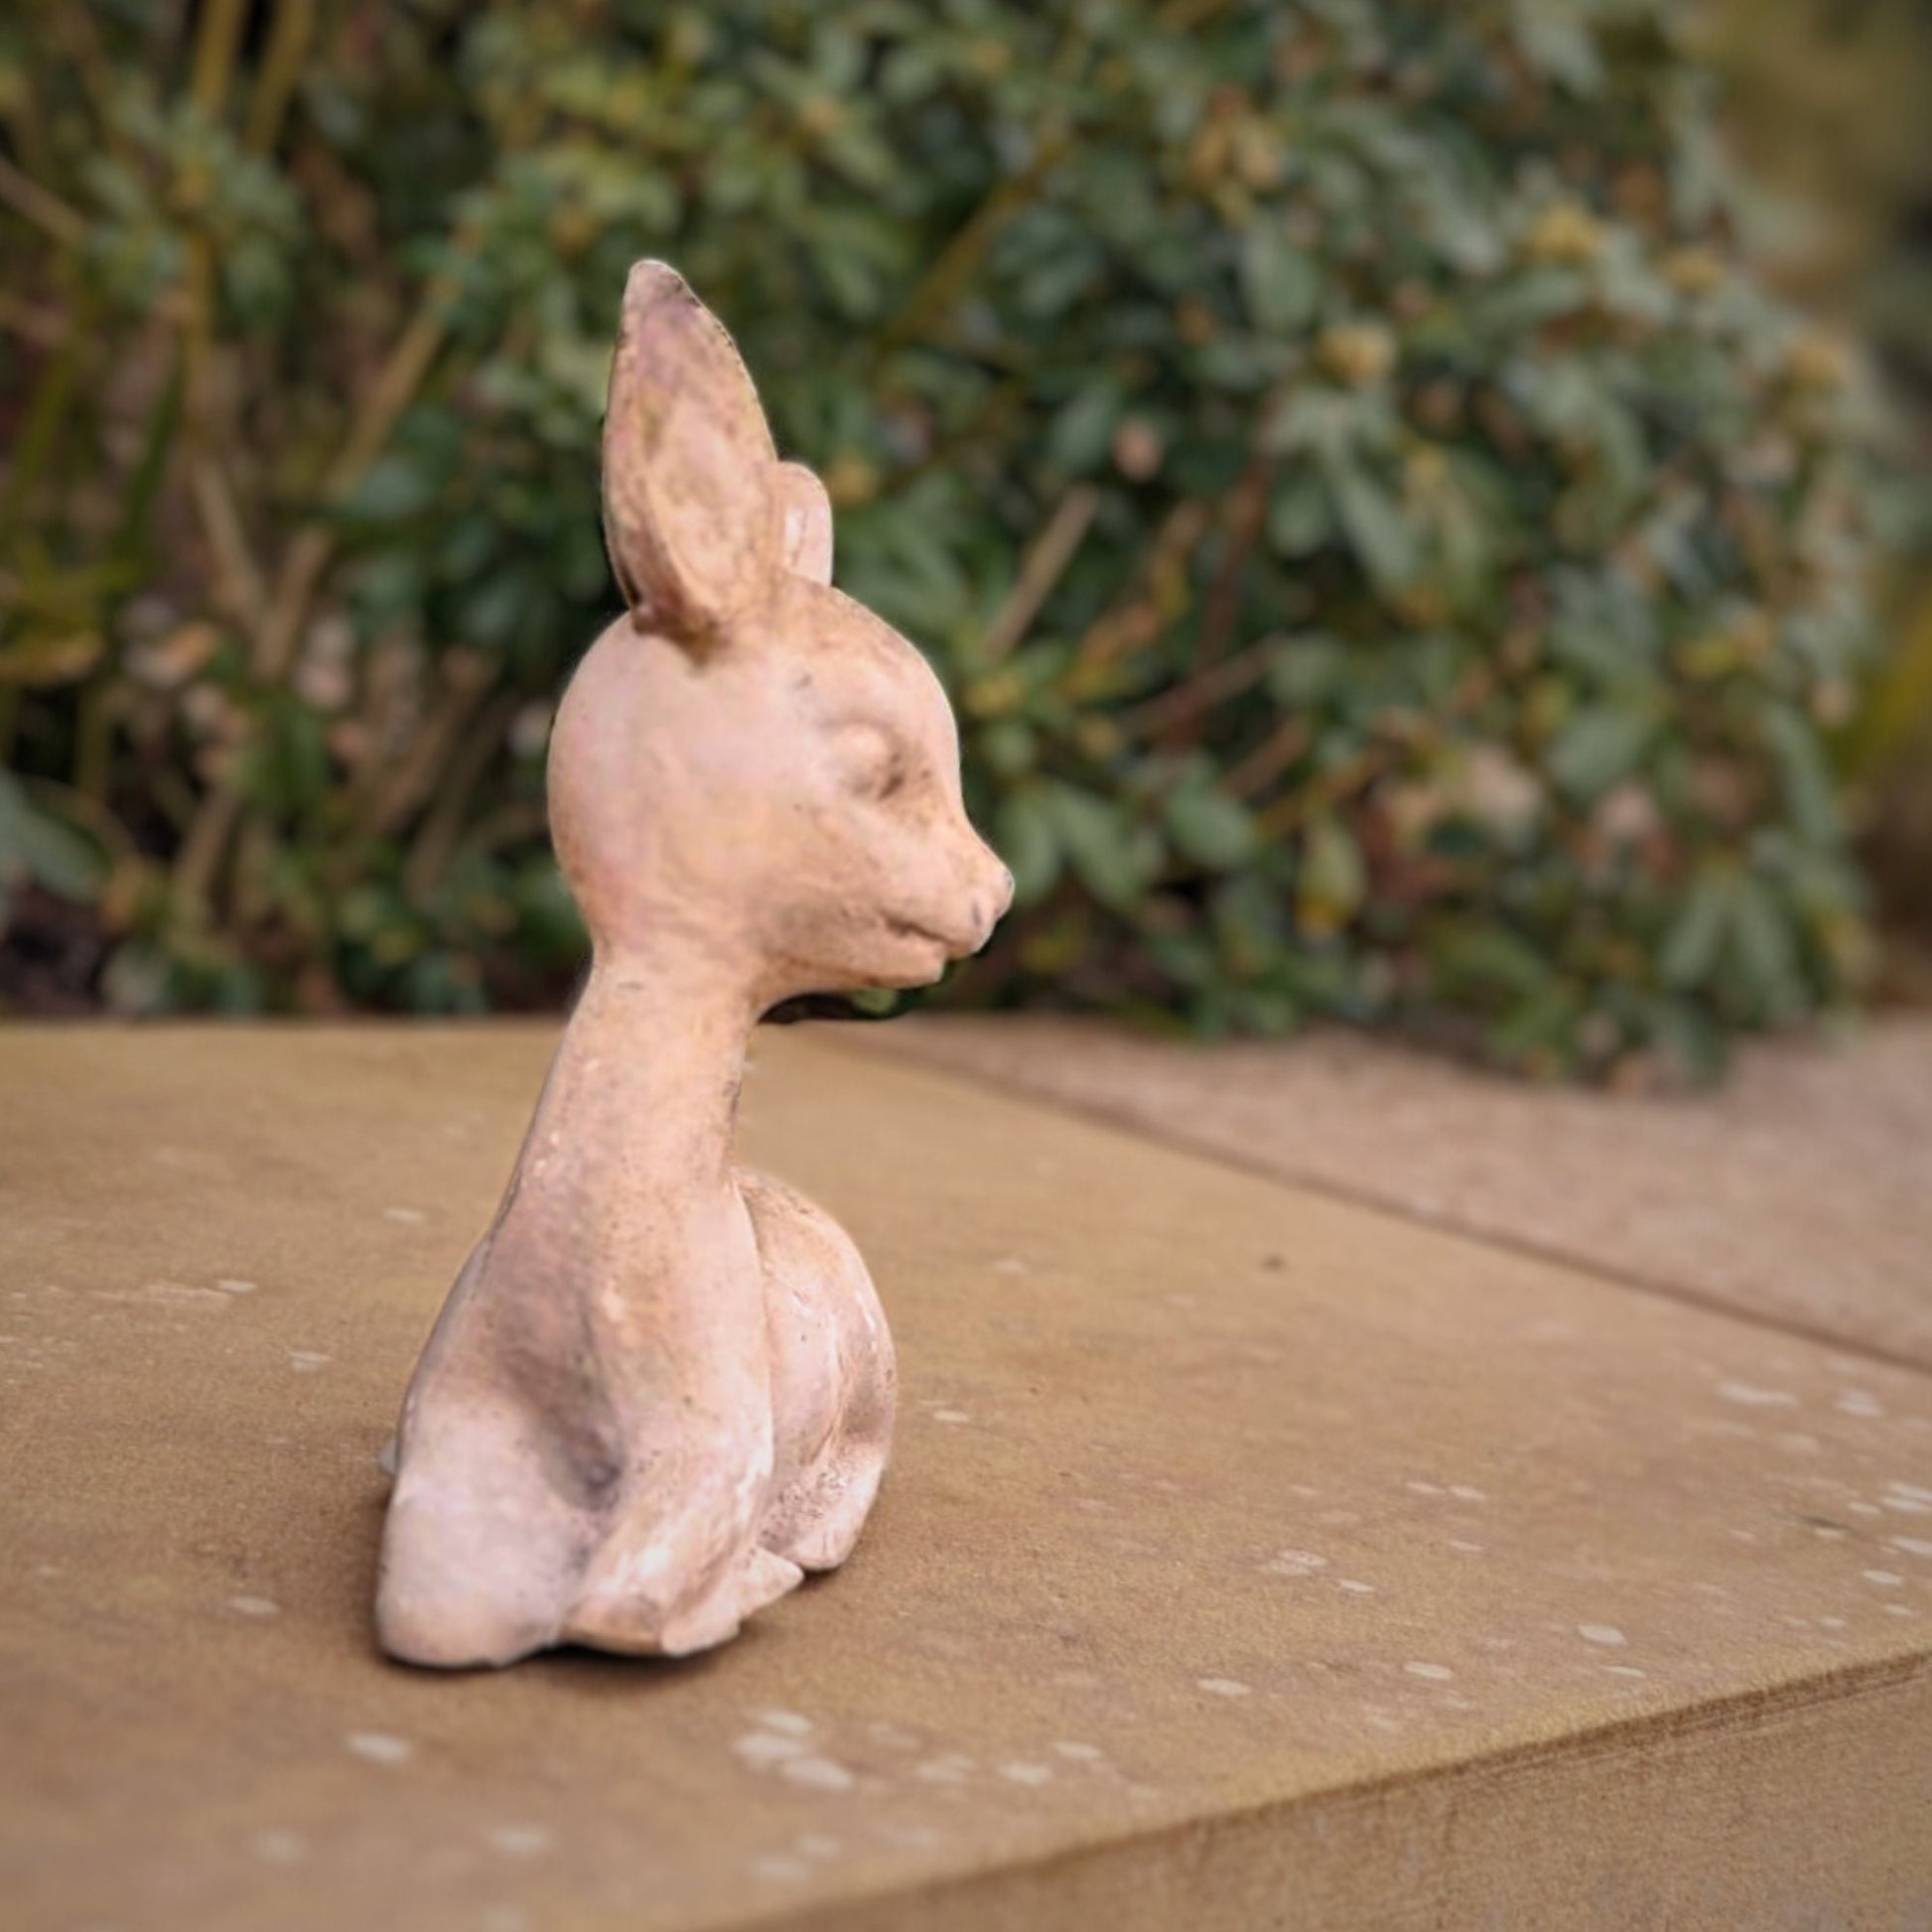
[
  {"x1": 873, "y1": 1014, "x2": 1932, "y2": 1370},
  {"x1": 1, "y1": 1024, "x2": 1928, "y2": 1930}
]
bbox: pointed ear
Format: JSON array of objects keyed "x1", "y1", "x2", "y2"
[
  {"x1": 775, "y1": 462, "x2": 834, "y2": 586},
  {"x1": 602, "y1": 261, "x2": 780, "y2": 643}
]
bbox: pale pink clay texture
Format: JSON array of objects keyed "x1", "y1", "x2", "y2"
[{"x1": 374, "y1": 264, "x2": 1012, "y2": 1668}]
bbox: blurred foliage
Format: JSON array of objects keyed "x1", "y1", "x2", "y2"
[
  {"x1": 1699, "y1": 0, "x2": 1932, "y2": 979},
  {"x1": 0, "y1": 0, "x2": 1902, "y2": 1078},
  {"x1": 1853, "y1": 580, "x2": 1932, "y2": 998}
]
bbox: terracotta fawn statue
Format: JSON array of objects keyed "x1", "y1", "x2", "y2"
[{"x1": 375, "y1": 263, "x2": 1012, "y2": 1668}]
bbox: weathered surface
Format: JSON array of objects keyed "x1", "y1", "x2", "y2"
[
  {"x1": 2, "y1": 1025, "x2": 1929, "y2": 1931},
  {"x1": 380, "y1": 262, "x2": 1011, "y2": 1670},
  {"x1": 873, "y1": 1013, "x2": 1932, "y2": 1371}
]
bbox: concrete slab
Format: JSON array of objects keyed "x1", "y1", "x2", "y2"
[
  {"x1": 2, "y1": 1025, "x2": 1929, "y2": 1930},
  {"x1": 872, "y1": 1015, "x2": 1932, "y2": 1371}
]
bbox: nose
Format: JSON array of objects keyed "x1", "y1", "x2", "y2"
[{"x1": 970, "y1": 859, "x2": 1015, "y2": 945}]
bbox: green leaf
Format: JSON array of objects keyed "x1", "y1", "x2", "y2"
[
  {"x1": 1660, "y1": 872, "x2": 1730, "y2": 989},
  {"x1": 1266, "y1": 632, "x2": 1344, "y2": 704},
  {"x1": 979, "y1": 718, "x2": 1037, "y2": 778},
  {"x1": 1328, "y1": 462, "x2": 1420, "y2": 592},
  {"x1": 1547, "y1": 708, "x2": 1654, "y2": 803},
  {"x1": 1642, "y1": 996, "x2": 1726, "y2": 1084},
  {"x1": 1043, "y1": 783, "x2": 1159, "y2": 908},
  {"x1": 1191, "y1": 337, "x2": 1283, "y2": 392},
  {"x1": 460, "y1": 568, "x2": 534, "y2": 648},
  {"x1": 1513, "y1": 10, "x2": 1604, "y2": 94},
  {"x1": 1489, "y1": 982, "x2": 1586, "y2": 1067},
  {"x1": 1209, "y1": 873, "x2": 1288, "y2": 971},
  {"x1": 1165, "y1": 781, "x2": 1257, "y2": 871},
  {"x1": 1267, "y1": 474, "x2": 1332, "y2": 558},
  {"x1": 1239, "y1": 227, "x2": 1319, "y2": 335},
  {"x1": 1727, "y1": 876, "x2": 1802, "y2": 1012},
  {"x1": 0, "y1": 773, "x2": 107, "y2": 902},
  {"x1": 345, "y1": 455, "x2": 434, "y2": 521},
  {"x1": 1434, "y1": 923, "x2": 1551, "y2": 998},
  {"x1": 1296, "y1": 816, "x2": 1366, "y2": 933},
  {"x1": 1046, "y1": 382, "x2": 1120, "y2": 474},
  {"x1": 994, "y1": 785, "x2": 1062, "y2": 905},
  {"x1": 1761, "y1": 704, "x2": 1840, "y2": 847},
  {"x1": 880, "y1": 44, "x2": 942, "y2": 101}
]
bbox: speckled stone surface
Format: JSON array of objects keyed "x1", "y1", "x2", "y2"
[
  {"x1": 871, "y1": 1014, "x2": 1932, "y2": 1371},
  {"x1": 3, "y1": 1025, "x2": 1930, "y2": 1931}
]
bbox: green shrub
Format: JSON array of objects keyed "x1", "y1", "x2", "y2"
[{"x1": 0, "y1": 0, "x2": 1888, "y2": 1076}]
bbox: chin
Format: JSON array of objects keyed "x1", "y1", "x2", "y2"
[
  {"x1": 851, "y1": 926, "x2": 956, "y2": 990},
  {"x1": 875, "y1": 943, "x2": 952, "y2": 991},
  {"x1": 778, "y1": 940, "x2": 946, "y2": 1003}
]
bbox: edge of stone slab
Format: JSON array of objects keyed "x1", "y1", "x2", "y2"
[
  {"x1": 831, "y1": 1018, "x2": 1932, "y2": 1379},
  {"x1": 753, "y1": 1646, "x2": 1932, "y2": 1932}
]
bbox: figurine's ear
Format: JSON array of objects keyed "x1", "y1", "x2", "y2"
[
  {"x1": 602, "y1": 261, "x2": 780, "y2": 644},
  {"x1": 775, "y1": 462, "x2": 834, "y2": 586}
]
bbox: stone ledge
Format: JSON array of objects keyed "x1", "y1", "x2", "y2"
[
  {"x1": 870, "y1": 1012, "x2": 1932, "y2": 1371},
  {"x1": 2, "y1": 1025, "x2": 1928, "y2": 1929}
]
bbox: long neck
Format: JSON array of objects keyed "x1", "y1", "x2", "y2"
[{"x1": 517, "y1": 948, "x2": 759, "y2": 1212}]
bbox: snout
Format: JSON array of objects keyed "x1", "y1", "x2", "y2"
[
  {"x1": 888, "y1": 841, "x2": 1013, "y2": 972},
  {"x1": 867, "y1": 843, "x2": 1011, "y2": 989},
  {"x1": 960, "y1": 853, "x2": 1015, "y2": 954}
]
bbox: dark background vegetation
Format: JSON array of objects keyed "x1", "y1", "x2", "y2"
[{"x1": 2, "y1": 0, "x2": 1927, "y2": 1081}]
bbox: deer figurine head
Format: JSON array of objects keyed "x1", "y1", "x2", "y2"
[
  {"x1": 550, "y1": 262, "x2": 1011, "y2": 1016},
  {"x1": 374, "y1": 263, "x2": 1010, "y2": 1669}
]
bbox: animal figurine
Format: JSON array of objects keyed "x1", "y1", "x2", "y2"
[{"x1": 375, "y1": 262, "x2": 1013, "y2": 1668}]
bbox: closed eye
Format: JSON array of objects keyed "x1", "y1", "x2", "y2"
[{"x1": 832, "y1": 720, "x2": 906, "y2": 801}]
